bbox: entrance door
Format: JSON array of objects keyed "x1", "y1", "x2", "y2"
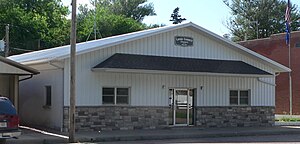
[{"x1": 169, "y1": 89, "x2": 194, "y2": 126}]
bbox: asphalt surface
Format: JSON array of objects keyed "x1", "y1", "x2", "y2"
[
  {"x1": 101, "y1": 134, "x2": 300, "y2": 144},
  {"x1": 5, "y1": 126, "x2": 300, "y2": 144}
]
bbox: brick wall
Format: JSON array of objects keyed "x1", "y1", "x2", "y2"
[{"x1": 239, "y1": 31, "x2": 300, "y2": 114}]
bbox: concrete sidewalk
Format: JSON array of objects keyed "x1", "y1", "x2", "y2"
[{"x1": 6, "y1": 126, "x2": 300, "y2": 144}]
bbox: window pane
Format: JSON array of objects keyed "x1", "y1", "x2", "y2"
[
  {"x1": 240, "y1": 90, "x2": 249, "y2": 105},
  {"x1": 230, "y1": 90, "x2": 238, "y2": 105},
  {"x1": 240, "y1": 98, "x2": 248, "y2": 105},
  {"x1": 117, "y1": 96, "x2": 128, "y2": 104},
  {"x1": 103, "y1": 96, "x2": 114, "y2": 104},
  {"x1": 230, "y1": 98, "x2": 238, "y2": 105},
  {"x1": 103, "y1": 88, "x2": 114, "y2": 95},
  {"x1": 117, "y1": 88, "x2": 128, "y2": 95},
  {"x1": 240, "y1": 90, "x2": 249, "y2": 98},
  {"x1": 230, "y1": 90, "x2": 238, "y2": 97},
  {"x1": 176, "y1": 90, "x2": 187, "y2": 95}
]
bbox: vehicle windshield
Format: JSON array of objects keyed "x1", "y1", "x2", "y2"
[{"x1": 0, "y1": 97, "x2": 17, "y2": 115}]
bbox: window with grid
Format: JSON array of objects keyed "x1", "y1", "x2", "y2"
[
  {"x1": 102, "y1": 87, "x2": 129, "y2": 105},
  {"x1": 229, "y1": 90, "x2": 250, "y2": 106}
]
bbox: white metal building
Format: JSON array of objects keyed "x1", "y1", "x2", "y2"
[{"x1": 9, "y1": 22, "x2": 290, "y2": 131}]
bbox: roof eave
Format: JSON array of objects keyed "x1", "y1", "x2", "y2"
[
  {"x1": 92, "y1": 68, "x2": 274, "y2": 78},
  {"x1": 0, "y1": 56, "x2": 39, "y2": 75}
]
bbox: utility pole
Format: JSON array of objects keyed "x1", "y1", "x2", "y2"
[
  {"x1": 5, "y1": 24, "x2": 9, "y2": 57},
  {"x1": 69, "y1": 0, "x2": 77, "y2": 142}
]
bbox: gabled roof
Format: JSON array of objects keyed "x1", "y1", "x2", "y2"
[
  {"x1": 0, "y1": 56, "x2": 39, "y2": 75},
  {"x1": 8, "y1": 22, "x2": 290, "y2": 73},
  {"x1": 93, "y1": 53, "x2": 272, "y2": 77}
]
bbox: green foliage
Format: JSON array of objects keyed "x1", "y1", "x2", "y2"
[
  {"x1": 0, "y1": 0, "x2": 70, "y2": 55},
  {"x1": 223, "y1": 0, "x2": 300, "y2": 41},
  {"x1": 146, "y1": 24, "x2": 167, "y2": 29},
  {"x1": 93, "y1": 0, "x2": 156, "y2": 22},
  {"x1": 77, "y1": 1, "x2": 152, "y2": 42},
  {"x1": 275, "y1": 117, "x2": 300, "y2": 122},
  {"x1": 170, "y1": 7, "x2": 186, "y2": 24}
]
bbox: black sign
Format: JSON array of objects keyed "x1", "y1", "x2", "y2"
[{"x1": 175, "y1": 36, "x2": 193, "y2": 47}]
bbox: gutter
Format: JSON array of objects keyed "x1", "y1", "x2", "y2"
[
  {"x1": 257, "y1": 77, "x2": 276, "y2": 86},
  {"x1": 19, "y1": 74, "x2": 33, "y2": 82}
]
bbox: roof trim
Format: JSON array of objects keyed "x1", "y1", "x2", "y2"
[
  {"x1": 93, "y1": 68, "x2": 274, "y2": 78},
  {"x1": 0, "y1": 56, "x2": 39, "y2": 75}
]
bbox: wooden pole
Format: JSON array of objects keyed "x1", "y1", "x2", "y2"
[
  {"x1": 5, "y1": 24, "x2": 9, "y2": 57},
  {"x1": 69, "y1": 0, "x2": 77, "y2": 142}
]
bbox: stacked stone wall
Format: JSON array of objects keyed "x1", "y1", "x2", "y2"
[
  {"x1": 63, "y1": 106, "x2": 169, "y2": 131},
  {"x1": 63, "y1": 106, "x2": 274, "y2": 131},
  {"x1": 196, "y1": 106, "x2": 275, "y2": 127}
]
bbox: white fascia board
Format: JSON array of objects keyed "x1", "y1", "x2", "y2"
[{"x1": 92, "y1": 68, "x2": 274, "y2": 78}]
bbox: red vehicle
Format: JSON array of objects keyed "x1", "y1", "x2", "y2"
[{"x1": 0, "y1": 97, "x2": 21, "y2": 143}]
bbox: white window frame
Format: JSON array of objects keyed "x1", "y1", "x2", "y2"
[
  {"x1": 102, "y1": 87, "x2": 130, "y2": 105},
  {"x1": 229, "y1": 89, "x2": 250, "y2": 106}
]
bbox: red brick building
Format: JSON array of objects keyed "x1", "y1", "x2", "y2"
[{"x1": 240, "y1": 31, "x2": 300, "y2": 114}]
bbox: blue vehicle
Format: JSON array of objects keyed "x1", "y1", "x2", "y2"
[{"x1": 0, "y1": 97, "x2": 21, "y2": 143}]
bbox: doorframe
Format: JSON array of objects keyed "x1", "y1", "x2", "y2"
[{"x1": 169, "y1": 88, "x2": 195, "y2": 126}]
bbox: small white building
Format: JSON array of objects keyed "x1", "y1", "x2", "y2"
[
  {"x1": 0, "y1": 56, "x2": 39, "y2": 111},
  {"x1": 9, "y1": 22, "x2": 290, "y2": 131}
]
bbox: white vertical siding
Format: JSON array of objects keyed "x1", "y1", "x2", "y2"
[
  {"x1": 63, "y1": 27, "x2": 276, "y2": 107},
  {"x1": 67, "y1": 72, "x2": 275, "y2": 106},
  {"x1": 19, "y1": 69, "x2": 64, "y2": 130}
]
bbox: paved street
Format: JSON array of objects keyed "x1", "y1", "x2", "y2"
[
  {"x1": 102, "y1": 134, "x2": 300, "y2": 144},
  {"x1": 4, "y1": 126, "x2": 300, "y2": 144}
]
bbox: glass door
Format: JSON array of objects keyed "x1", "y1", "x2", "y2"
[{"x1": 169, "y1": 88, "x2": 194, "y2": 126}]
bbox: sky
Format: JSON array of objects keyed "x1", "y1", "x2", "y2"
[{"x1": 61, "y1": 0, "x2": 300, "y2": 37}]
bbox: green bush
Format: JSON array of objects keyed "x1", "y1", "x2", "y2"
[{"x1": 276, "y1": 117, "x2": 300, "y2": 122}]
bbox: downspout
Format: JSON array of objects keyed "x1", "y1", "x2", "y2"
[
  {"x1": 19, "y1": 74, "x2": 33, "y2": 82},
  {"x1": 49, "y1": 60, "x2": 65, "y2": 132}
]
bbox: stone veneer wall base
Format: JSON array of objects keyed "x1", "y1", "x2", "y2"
[
  {"x1": 63, "y1": 106, "x2": 169, "y2": 132},
  {"x1": 63, "y1": 106, "x2": 274, "y2": 132},
  {"x1": 196, "y1": 106, "x2": 275, "y2": 128}
]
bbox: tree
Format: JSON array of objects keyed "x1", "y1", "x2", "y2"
[
  {"x1": 170, "y1": 7, "x2": 186, "y2": 24},
  {"x1": 93, "y1": 0, "x2": 156, "y2": 22},
  {"x1": 223, "y1": 0, "x2": 300, "y2": 41},
  {"x1": 77, "y1": 4, "x2": 146, "y2": 42},
  {"x1": 0, "y1": 0, "x2": 70, "y2": 55}
]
